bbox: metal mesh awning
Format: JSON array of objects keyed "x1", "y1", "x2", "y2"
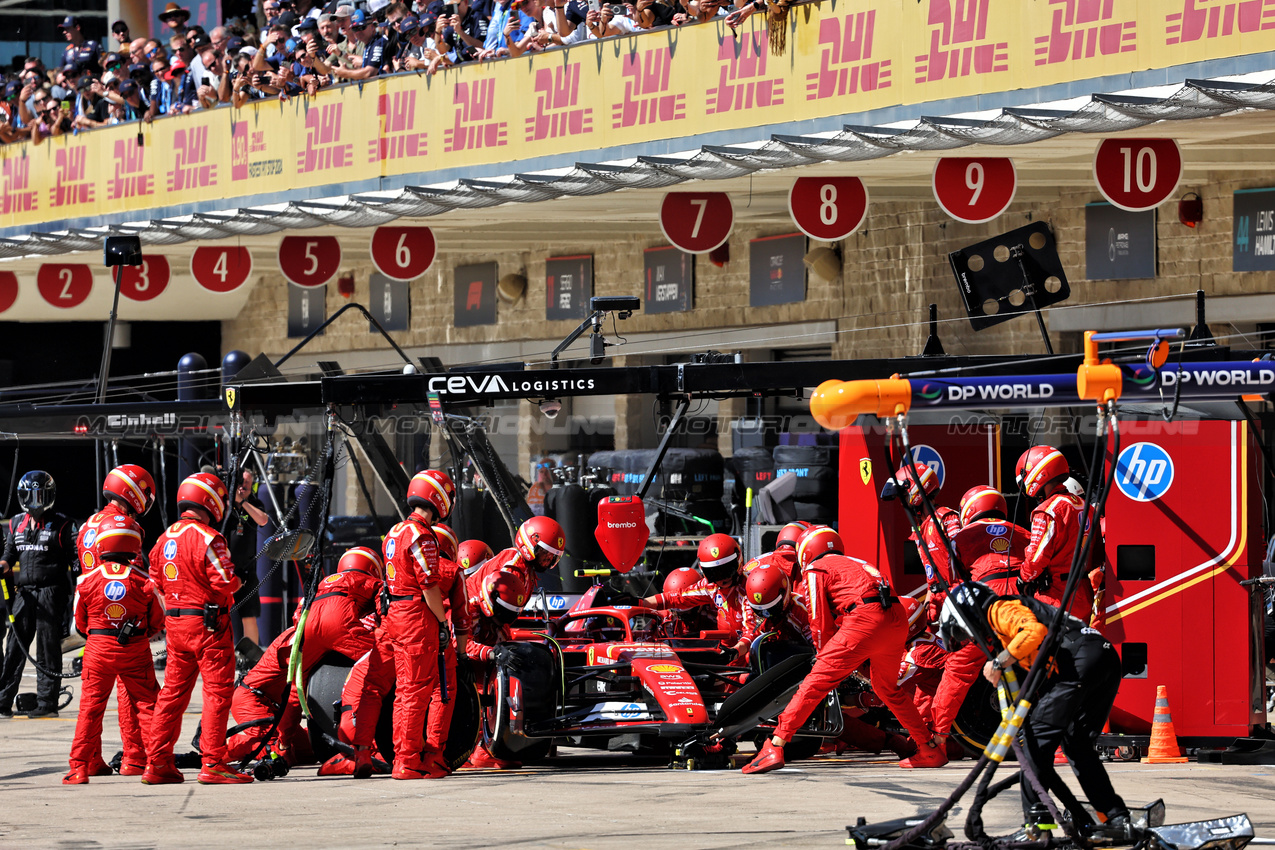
[{"x1": 8, "y1": 73, "x2": 1275, "y2": 258}]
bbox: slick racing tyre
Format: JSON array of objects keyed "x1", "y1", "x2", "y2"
[
  {"x1": 484, "y1": 642, "x2": 557, "y2": 763},
  {"x1": 305, "y1": 654, "x2": 357, "y2": 762},
  {"x1": 951, "y1": 675, "x2": 999, "y2": 756}
]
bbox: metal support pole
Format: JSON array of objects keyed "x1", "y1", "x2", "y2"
[{"x1": 637, "y1": 396, "x2": 690, "y2": 501}]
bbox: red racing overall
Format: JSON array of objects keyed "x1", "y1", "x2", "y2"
[
  {"x1": 68, "y1": 561, "x2": 164, "y2": 774},
  {"x1": 147, "y1": 516, "x2": 240, "y2": 768},
  {"x1": 425, "y1": 554, "x2": 471, "y2": 758},
  {"x1": 1023, "y1": 492, "x2": 1093, "y2": 620},
  {"x1": 772, "y1": 554, "x2": 931, "y2": 745}
]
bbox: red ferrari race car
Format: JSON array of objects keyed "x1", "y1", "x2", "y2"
[{"x1": 478, "y1": 583, "x2": 843, "y2": 768}]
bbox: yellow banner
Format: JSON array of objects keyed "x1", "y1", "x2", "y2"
[{"x1": 3, "y1": 0, "x2": 1270, "y2": 230}]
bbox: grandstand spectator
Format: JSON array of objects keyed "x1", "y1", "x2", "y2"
[
  {"x1": 30, "y1": 96, "x2": 71, "y2": 146},
  {"x1": 60, "y1": 16, "x2": 104, "y2": 74},
  {"x1": 444, "y1": 0, "x2": 485, "y2": 61},
  {"x1": 112, "y1": 20, "x2": 133, "y2": 49},
  {"x1": 114, "y1": 80, "x2": 148, "y2": 122},
  {"x1": 129, "y1": 39, "x2": 149, "y2": 65},
  {"x1": 159, "y1": 3, "x2": 193, "y2": 39},
  {"x1": 0, "y1": 82, "x2": 30, "y2": 142},
  {"x1": 70, "y1": 75, "x2": 112, "y2": 128},
  {"x1": 315, "y1": 10, "x2": 390, "y2": 80}
]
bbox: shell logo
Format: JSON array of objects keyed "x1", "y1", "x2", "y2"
[
  {"x1": 386, "y1": 563, "x2": 397, "y2": 580},
  {"x1": 989, "y1": 536, "x2": 1010, "y2": 554},
  {"x1": 82, "y1": 552, "x2": 94, "y2": 568},
  {"x1": 648, "y1": 664, "x2": 683, "y2": 673},
  {"x1": 105, "y1": 603, "x2": 127, "y2": 620},
  {"x1": 324, "y1": 574, "x2": 342, "y2": 584},
  {"x1": 164, "y1": 563, "x2": 179, "y2": 580}
]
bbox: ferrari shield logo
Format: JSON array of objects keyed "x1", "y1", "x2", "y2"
[
  {"x1": 859, "y1": 458, "x2": 872, "y2": 485},
  {"x1": 224, "y1": 388, "x2": 236, "y2": 410}
]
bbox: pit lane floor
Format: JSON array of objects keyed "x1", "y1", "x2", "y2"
[{"x1": 3, "y1": 676, "x2": 1274, "y2": 850}]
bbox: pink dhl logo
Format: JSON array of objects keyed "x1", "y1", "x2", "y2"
[
  {"x1": 708, "y1": 31, "x2": 784, "y2": 114},
  {"x1": 50, "y1": 146, "x2": 94, "y2": 207},
  {"x1": 231, "y1": 121, "x2": 248, "y2": 181},
  {"x1": 1035, "y1": 0, "x2": 1135, "y2": 64},
  {"x1": 526, "y1": 65, "x2": 593, "y2": 142},
  {"x1": 1166, "y1": 0, "x2": 1275, "y2": 44},
  {"x1": 613, "y1": 48, "x2": 685, "y2": 129},
  {"x1": 2, "y1": 157, "x2": 37, "y2": 214},
  {"x1": 914, "y1": 0, "x2": 1009, "y2": 83},
  {"x1": 108, "y1": 138, "x2": 153, "y2": 200},
  {"x1": 445, "y1": 79, "x2": 507, "y2": 152},
  {"x1": 806, "y1": 10, "x2": 891, "y2": 100},
  {"x1": 167, "y1": 125, "x2": 217, "y2": 192},
  {"x1": 371, "y1": 90, "x2": 428, "y2": 162},
  {"x1": 298, "y1": 103, "x2": 354, "y2": 173}
]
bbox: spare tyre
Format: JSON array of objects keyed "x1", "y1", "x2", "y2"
[
  {"x1": 484, "y1": 642, "x2": 558, "y2": 763},
  {"x1": 732, "y1": 447, "x2": 776, "y2": 502},
  {"x1": 772, "y1": 465, "x2": 837, "y2": 501}
]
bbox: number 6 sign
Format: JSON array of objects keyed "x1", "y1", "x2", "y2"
[
  {"x1": 788, "y1": 177, "x2": 869, "y2": 241},
  {"x1": 933, "y1": 157, "x2": 1017, "y2": 224},
  {"x1": 371, "y1": 226, "x2": 436, "y2": 281},
  {"x1": 1093, "y1": 138, "x2": 1181, "y2": 212},
  {"x1": 659, "y1": 192, "x2": 733, "y2": 254},
  {"x1": 192, "y1": 246, "x2": 253, "y2": 293},
  {"x1": 278, "y1": 235, "x2": 341, "y2": 287}
]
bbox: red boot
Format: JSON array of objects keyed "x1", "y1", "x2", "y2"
[
  {"x1": 118, "y1": 761, "x2": 147, "y2": 777},
  {"x1": 141, "y1": 760, "x2": 185, "y2": 785},
  {"x1": 741, "y1": 740, "x2": 785, "y2": 775},
  {"x1": 391, "y1": 757, "x2": 448, "y2": 780},
  {"x1": 317, "y1": 754, "x2": 356, "y2": 776},
  {"x1": 62, "y1": 766, "x2": 90, "y2": 785},
  {"x1": 87, "y1": 756, "x2": 115, "y2": 777},
  {"x1": 197, "y1": 762, "x2": 254, "y2": 784},
  {"x1": 899, "y1": 739, "x2": 949, "y2": 769},
  {"x1": 462, "y1": 746, "x2": 520, "y2": 770}
]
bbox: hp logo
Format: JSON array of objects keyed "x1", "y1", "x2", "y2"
[
  {"x1": 907, "y1": 445, "x2": 946, "y2": 488},
  {"x1": 1115, "y1": 443, "x2": 1174, "y2": 502}
]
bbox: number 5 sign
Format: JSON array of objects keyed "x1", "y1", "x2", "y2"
[
  {"x1": 933, "y1": 157, "x2": 1017, "y2": 224},
  {"x1": 1093, "y1": 138, "x2": 1181, "y2": 212},
  {"x1": 788, "y1": 177, "x2": 869, "y2": 241},
  {"x1": 660, "y1": 192, "x2": 733, "y2": 254},
  {"x1": 370, "y1": 226, "x2": 435, "y2": 281},
  {"x1": 278, "y1": 236, "x2": 341, "y2": 287}
]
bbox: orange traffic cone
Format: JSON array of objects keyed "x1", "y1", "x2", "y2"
[{"x1": 1141, "y1": 685, "x2": 1188, "y2": 764}]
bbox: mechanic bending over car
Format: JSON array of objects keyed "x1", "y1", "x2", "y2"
[
  {"x1": 461, "y1": 569, "x2": 530, "y2": 770},
  {"x1": 642, "y1": 533, "x2": 751, "y2": 662},
  {"x1": 743, "y1": 526, "x2": 949, "y2": 773}
]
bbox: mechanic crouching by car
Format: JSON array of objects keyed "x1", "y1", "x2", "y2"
[
  {"x1": 742, "y1": 526, "x2": 947, "y2": 774},
  {"x1": 937, "y1": 582, "x2": 1131, "y2": 840},
  {"x1": 461, "y1": 569, "x2": 529, "y2": 769},
  {"x1": 658, "y1": 567, "x2": 715, "y2": 638},
  {"x1": 642, "y1": 533, "x2": 750, "y2": 662}
]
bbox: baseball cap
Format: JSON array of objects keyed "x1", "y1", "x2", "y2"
[
  {"x1": 417, "y1": 12, "x2": 437, "y2": 29},
  {"x1": 334, "y1": 4, "x2": 354, "y2": 17},
  {"x1": 169, "y1": 55, "x2": 188, "y2": 71},
  {"x1": 296, "y1": 16, "x2": 319, "y2": 31},
  {"x1": 119, "y1": 79, "x2": 138, "y2": 97},
  {"x1": 58, "y1": 15, "x2": 81, "y2": 29},
  {"x1": 103, "y1": 52, "x2": 125, "y2": 68},
  {"x1": 128, "y1": 62, "x2": 149, "y2": 74},
  {"x1": 278, "y1": 10, "x2": 299, "y2": 27},
  {"x1": 226, "y1": 36, "x2": 246, "y2": 53},
  {"x1": 398, "y1": 14, "x2": 420, "y2": 32},
  {"x1": 351, "y1": 9, "x2": 372, "y2": 26},
  {"x1": 61, "y1": 62, "x2": 81, "y2": 75},
  {"x1": 75, "y1": 75, "x2": 94, "y2": 91},
  {"x1": 2, "y1": 80, "x2": 20, "y2": 100},
  {"x1": 188, "y1": 30, "x2": 211, "y2": 49}
]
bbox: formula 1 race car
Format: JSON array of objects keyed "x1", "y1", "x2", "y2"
[{"x1": 478, "y1": 585, "x2": 843, "y2": 768}]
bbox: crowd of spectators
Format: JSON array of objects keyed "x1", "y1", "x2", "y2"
[{"x1": 1, "y1": 0, "x2": 748, "y2": 142}]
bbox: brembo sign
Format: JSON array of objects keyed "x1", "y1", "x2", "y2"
[{"x1": 426, "y1": 374, "x2": 598, "y2": 396}]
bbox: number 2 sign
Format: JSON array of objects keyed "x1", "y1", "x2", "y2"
[
  {"x1": 278, "y1": 236, "x2": 341, "y2": 287},
  {"x1": 933, "y1": 157, "x2": 1017, "y2": 224},
  {"x1": 1093, "y1": 138, "x2": 1181, "y2": 212},
  {"x1": 37, "y1": 264, "x2": 92, "y2": 308},
  {"x1": 192, "y1": 246, "x2": 253, "y2": 293}
]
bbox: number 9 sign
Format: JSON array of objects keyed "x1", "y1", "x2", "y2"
[
  {"x1": 933, "y1": 157, "x2": 1016, "y2": 224},
  {"x1": 788, "y1": 177, "x2": 869, "y2": 241},
  {"x1": 1093, "y1": 138, "x2": 1181, "y2": 212},
  {"x1": 192, "y1": 246, "x2": 253, "y2": 293},
  {"x1": 278, "y1": 236, "x2": 341, "y2": 287},
  {"x1": 370, "y1": 226, "x2": 436, "y2": 281}
]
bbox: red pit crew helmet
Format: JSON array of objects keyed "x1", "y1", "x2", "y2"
[
  {"x1": 176, "y1": 472, "x2": 229, "y2": 524},
  {"x1": 95, "y1": 524, "x2": 144, "y2": 563},
  {"x1": 697, "y1": 533, "x2": 740, "y2": 583},
  {"x1": 796, "y1": 525, "x2": 844, "y2": 570},
  {"x1": 433, "y1": 522, "x2": 458, "y2": 561},
  {"x1": 338, "y1": 546, "x2": 385, "y2": 582},
  {"x1": 104, "y1": 464, "x2": 157, "y2": 516},
  {"x1": 744, "y1": 563, "x2": 790, "y2": 617},
  {"x1": 895, "y1": 462, "x2": 939, "y2": 508},
  {"x1": 407, "y1": 469, "x2": 456, "y2": 520},
  {"x1": 481, "y1": 571, "x2": 529, "y2": 624},
  {"x1": 515, "y1": 516, "x2": 565, "y2": 571},
  {"x1": 774, "y1": 521, "x2": 813, "y2": 550},
  {"x1": 458, "y1": 539, "x2": 494, "y2": 571},
  {"x1": 958, "y1": 485, "x2": 1007, "y2": 526},
  {"x1": 1015, "y1": 446, "x2": 1068, "y2": 499}
]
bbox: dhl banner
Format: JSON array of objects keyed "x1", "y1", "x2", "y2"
[{"x1": 4, "y1": 0, "x2": 1273, "y2": 232}]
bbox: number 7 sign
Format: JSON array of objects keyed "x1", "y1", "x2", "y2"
[{"x1": 660, "y1": 192, "x2": 733, "y2": 254}]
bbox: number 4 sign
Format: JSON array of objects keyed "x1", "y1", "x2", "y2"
[{"x1": 192, "y1": 246, "x2": 253, "y2": 293}]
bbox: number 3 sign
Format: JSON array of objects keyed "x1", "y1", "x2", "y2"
[
  {"x1": 278, "y1": 236, "x2": 341, "y2": 287},
  {"x1": 933, "y1": 157, "x2": 1017, "y2": 224}
]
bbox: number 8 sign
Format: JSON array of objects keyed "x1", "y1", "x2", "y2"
[
  {"x1": 933, "y1": 157, "x2": 1017, "y2": 224},
  {"x1": 1093, "y1": 138, "x2": 1181, "y2": 212},
  {"x1": 788, "y1": 177, "x2": 869, "y2": 241}
]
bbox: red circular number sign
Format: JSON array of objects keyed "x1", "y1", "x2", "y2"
[
  {"x1": 37, "y1": 264, "x2": 92, "y2": 308},
  {"x1": 933, "y1": 157, "x2": 1017, "y2": 224},
  {"x1": 192, "y1": 246, "x2": 254, "y2": 293},
  {"x1": 788, "y1": 176, "x2": 869, "y2": 241},
  {"x1": 278, "y1": 236, "x2": 341, "y2": 287},
  {"x1": 118, "y1": 255, "x2": 169, "y2": 302},
  {"x1": 659, "y1": 192, "x2": 733, "y2": 254},
  {"x1": 1093, "y1": 138, "x2": 1181, "y2": 212},
  {"x1": 0, "y1": 272, "x2": 16, "y2": 314},
  {"x1": 370, "y1": 226, "x2": 435, "y2": 281}
]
